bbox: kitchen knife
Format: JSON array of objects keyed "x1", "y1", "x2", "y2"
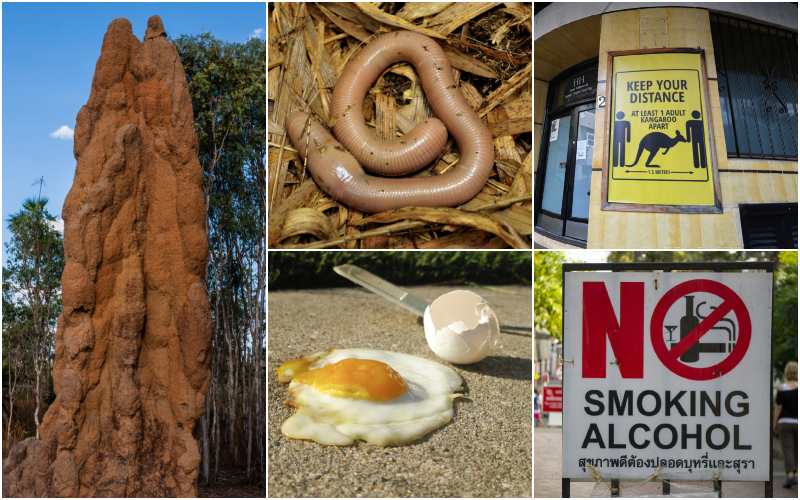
[{"x1": 334, "y1": 264, "x2": 531, "y2": 335}]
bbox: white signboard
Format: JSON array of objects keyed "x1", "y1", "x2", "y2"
[
  {"x1": 549, "y1": 119, "x2": 559, "y2": 142},
  {"x1": 563, "y1": 272, "x2": 771, "y2": 481}
]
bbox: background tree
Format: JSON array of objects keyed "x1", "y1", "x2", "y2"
[
  {"x1": 607, "y1": 250, "x2": 781, "y2": 263},
  {"x1": 534, "y1": 252, "x2": 566, "y2": 341},
  {"x1": 269, "y1": 251, "x2": 533, "y2": 290},
  {"x1": 2, "y1": 280, "x2": 32, "y2": 444},
  {"x1": 3, "y1": 196, "x2": 64, "y2": 439},
  {"x1": 174, "y1": 32, "x2": 266, "y2": 485},
  {"x1": 773, "y1": 251, "x2": 797, "y2": 380}
]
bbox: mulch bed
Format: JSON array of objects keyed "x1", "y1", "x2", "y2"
[{"x1": 268, "y1": 2, "x2": 532, "y2": 249}]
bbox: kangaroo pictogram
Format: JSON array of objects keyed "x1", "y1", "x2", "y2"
[{"x1": 626, "y1": 130, "x2": 688, "y2": 169}]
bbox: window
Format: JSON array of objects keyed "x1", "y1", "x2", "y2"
[
  {"x1": 739, "y1": 203, "x2": 798, "y2": 249},
  {"x1": 710, "y1": 14, "x2": 798, "y2": 159}
]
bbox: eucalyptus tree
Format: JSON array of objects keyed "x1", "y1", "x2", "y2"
[
  {"x1": 3, "y1": 279, "x2": 32, "y2": 443},
  {"x1": 3, "y1": 197, "x2": 64, "y2": 439},
  {"x1": 174, "y1": 32, "x2": 266, "y2": 484}
]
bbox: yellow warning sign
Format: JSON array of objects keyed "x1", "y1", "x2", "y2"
[{"x1": 607, "y1": 53, "x2": 718, "y2": 209}]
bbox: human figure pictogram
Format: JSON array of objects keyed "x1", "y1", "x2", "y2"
[
  {"x1": 685, "y1": 110, "x2": 707, "y2": 169},
  {"x1": 612, "y1": 111, "x2": 630, "y2": 167}
]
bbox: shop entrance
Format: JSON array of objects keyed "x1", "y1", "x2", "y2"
[
  {"x1": 536, "y1": 59, "x2": 598, "y2": 245},
  {"x1": 538, "y1": 104, "x2": 595, "y2": 242}
]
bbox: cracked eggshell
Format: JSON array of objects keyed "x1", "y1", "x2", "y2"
[{"x1": 423, "y1": 290, "x2": 500, "y2": 364}]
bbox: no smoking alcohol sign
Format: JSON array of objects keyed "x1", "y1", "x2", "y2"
[
  {"x1": 650, "y1": 279, "x2": 752, "y2": 381},
  {"x1": 563, "y1": 267, "x2": 773, "y2": 483}
]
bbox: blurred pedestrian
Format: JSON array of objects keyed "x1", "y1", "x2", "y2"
[
  {"x1": 534, "y1": 389, "x2": 545, "y2": 428},
  {"x1": 775, "y1": 361, "x2": 798, "y2": 488}
]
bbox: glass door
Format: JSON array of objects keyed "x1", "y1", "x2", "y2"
[
  {"x1": 538, "y1": 112, "x2": 572, "y2": 236},
  {"x1": 541, "y1": 114, "x2": 571, "y2": 212},
  {"x1": 536, "y1": 103, "x2": 596, "y2": 242},
  {"x1": 569, "y1": 108, "x2": 595, "y2": 219}
]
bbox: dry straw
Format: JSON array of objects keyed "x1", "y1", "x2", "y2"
[{"x1": 268, "y1": 2, "x2": 533, "y2": 249}]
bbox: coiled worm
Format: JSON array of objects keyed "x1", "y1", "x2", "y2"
[{"x1": 286, "y1": 31, "x2": 494, "y2": 213}]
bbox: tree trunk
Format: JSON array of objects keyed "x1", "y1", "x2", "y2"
[
  {"x1": 33, "y1": 350, "x2": 41, "y2": 440},
  {"x1": 225, "y1": 303, "x2": 235, "y2": 457},
  {"x1": 7, "y1": 357, "x2": 18, "y2": 443},
  {"x1": 213, "y1": 386, "x2": 220, "y2": 482},
  {"x1": 200, "y1": 390, "x2": 210, "y2": 486},
  {"x1": 246, "y1": 347, "x2": 252, "y2": 481}
]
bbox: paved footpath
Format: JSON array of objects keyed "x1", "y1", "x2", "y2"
[{"x1": 535, "y1": 427, "x2": 797, "y2": 498}]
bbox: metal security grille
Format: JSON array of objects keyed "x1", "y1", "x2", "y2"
[
  {"x1": 710, "y1": 13, "x2": 798, "y2": 160},
  {"x1": 739, "y1": 203, "x2": 798, "y2": 249}
]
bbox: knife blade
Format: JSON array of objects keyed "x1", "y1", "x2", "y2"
[{"x1": 333, "y1": 264, "x2": 531, "y2": 335}]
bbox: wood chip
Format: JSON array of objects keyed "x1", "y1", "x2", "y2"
[
  {"x1": 430, "y1": 2, "x2": 502, "y2": 35},
  {"x1": 323, "y1": 3, "x2": 385, "y2": 34},
  {"x1": 500, "y1": 98, "x2": 532, "y2": 118},
  {"x1": 441, "y1": 44, "x2": 499, "y2": 79},
  {"x1": 317, "y1": 3, "x2": 373, "y2": 43},
  {"x1": 353, "y1": 207, "x2": 531, "y2": 249},
  {"x1": 477, "y1": 62, "x2": 532, "y2": 118},
  {"x1": 490, "y1": 20, "x2": 512, "y2": 45},
  {"x1": 280, "y1": 208, "x2": 343, "y2": 247},
  {"x1": 505, "y1": 151, "x2": 532, "y2": 201},
  {"x1": 417, "y1": 228, "x2": 497, "y2": 249},
  {"x1": 268, "y1": 2, "x2": 532, "y2": 249},
  {"x1": 268, "y1": 179, "x2": 320, "y2": 247},
  {"x1": 488, "y1": 118, "x2": 533, "y2": 137},
  {"x1": 495, "y1": 204, "x2": 533, "y2": 235},
  {"x1": 355, "y1": 3, "x2": 448, "y2": 39},
  {"x1": 396, "y1": 3, "x2": 454, "y2": 22},
  {"x1": 375, "y1": 94, "x2": 397, "y2": 140}
]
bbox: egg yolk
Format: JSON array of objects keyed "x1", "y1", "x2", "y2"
[
  {"x1": 294, "y1": 358, "x2": 408, "y2": 401},
  {"x1": 276, "y1": 358, "x2": 313, "y2": 383}
]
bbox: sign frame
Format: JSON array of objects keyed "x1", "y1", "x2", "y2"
[
  {"x1": 560, "y1": 261, "x2": 775, "y2": 498},
  {"x1": 600, "y1": 48, "x2": 723, "y2": 214}
]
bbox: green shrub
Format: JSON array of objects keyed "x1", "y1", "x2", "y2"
[{"x1": 268, "y1": 251, "x2": 531, "y2": 290}]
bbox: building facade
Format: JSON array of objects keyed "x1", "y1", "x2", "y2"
[{"x1": 534, "y1": 3, "x2": 798, "y2": 248}]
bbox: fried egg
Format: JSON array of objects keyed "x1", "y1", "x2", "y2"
[{"x1": 276, "y1": 349, "x2": 463, "y2": 446}]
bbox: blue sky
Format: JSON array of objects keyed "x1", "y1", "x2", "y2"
[{"x1": 2, "y1": 2, "x2": 265, "y2": 260}]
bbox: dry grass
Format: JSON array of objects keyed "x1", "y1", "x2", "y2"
[
  {"x1": 268, "y1": 2, "x2": 532, "y2": 249},
  {"x1": 3, "y1": 394, "x2": 39, "y2": 458}
]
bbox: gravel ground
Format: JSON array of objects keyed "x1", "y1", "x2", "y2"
[{"x1": 268, "y1": 285, "x2": 532, "y2": 497}]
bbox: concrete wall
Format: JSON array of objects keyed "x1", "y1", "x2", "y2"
[{"x1": 584, "y1": 7, "x2": 797, "y2": 248}]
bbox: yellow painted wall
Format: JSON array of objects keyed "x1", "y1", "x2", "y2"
[
  {"x1": 534, "y1": 79, "x2": 548, "y2": 175},
  {"x1": 586, "y1": 7, "x2": 798, "y2": 249}
]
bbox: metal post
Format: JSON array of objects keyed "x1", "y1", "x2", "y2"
[
  {"x1": 767, "y1": 260, "x2": 775, "y2": 498},
  {"x1": 562, "y1": 266, "x2": 568, "y2": 500},
  {"x1": 610, "y1": 478, "x2": 619, "y2": 497},
  {"x1": 662, "y1": 479, "x2": 670, "y2": 495}
]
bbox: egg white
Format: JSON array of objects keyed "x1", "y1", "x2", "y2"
[{"x1": 281, "y1": 349, "x2": 462, "y2": 446}]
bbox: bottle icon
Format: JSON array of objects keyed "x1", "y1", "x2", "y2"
[{"x1": 679, "y1": 295, "x2": 700, "y2": 362}]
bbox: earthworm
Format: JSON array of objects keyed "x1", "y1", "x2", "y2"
[{"x1": 286, "y1": 31, "x2": 494, "y2": 213}]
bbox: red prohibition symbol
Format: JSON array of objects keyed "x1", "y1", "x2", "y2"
[{"x1": 650, "y1": 279, "x2": 751, "y2": 381}]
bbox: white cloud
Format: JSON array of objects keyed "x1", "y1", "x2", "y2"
[
  {"x1": 49, "y1": 125, "x2": 74, "y2": 140},
  {"x1": 49, "y1": 218, "x2": 64, "y2": 234},
  {"x1": 248, "y1": 28, "x2": 264, "y2": 40}
]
